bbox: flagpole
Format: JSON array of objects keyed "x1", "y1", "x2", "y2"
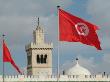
[
  {"x1": 2, "y1": 34, "x2": 5, "y2": 82},
  {"x1": 57, "y1": 5, "x2": 60, "y2": 82}
]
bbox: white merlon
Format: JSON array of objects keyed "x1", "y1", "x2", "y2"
[{"x1": 0, "y1": 75, "x2": 110, "y2": 81}]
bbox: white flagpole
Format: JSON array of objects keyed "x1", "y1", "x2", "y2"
[
  {"x1": 2, "y1": 34, "x2": 5, "y2": 82},
  {"x1": 57, "y1": 5, "x2": 60, "y2": 82}
]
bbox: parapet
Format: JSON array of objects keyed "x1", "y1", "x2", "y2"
[
  {"x1": 0, "y1": 74, "x2": 110, "y2": 81},
  {"x1": 25, "y1": 42, "x2": 53, "y2": 51}
]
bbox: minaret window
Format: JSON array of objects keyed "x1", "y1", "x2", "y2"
[
  {"x1": 37, "y1": 55, "x2": 40, "y2": 63},
  {"x1": 44, "y1": 54, "x2": 47, "y2": 63},
  {"x1": 41, "y1": 54, "x2": 44, "y2": 63},
  {"x1": 36, "y1": 54, "x2": 47, "y2": 64}
]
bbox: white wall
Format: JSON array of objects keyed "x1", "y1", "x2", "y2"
[{"x1": 0, "y1": 75, "x2": 110, "y2": 82}]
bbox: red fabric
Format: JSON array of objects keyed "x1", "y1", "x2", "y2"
[
  {"x1": 3, "y1": 40, "x2": 22, "y2": 74},
  {"x1": 59, "y1": 9, "x2": 102, "y2": 50}
]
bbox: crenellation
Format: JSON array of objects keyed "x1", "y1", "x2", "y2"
[
  {"x1": 1, "y1": 75, "x2": 110, "y2": 81},
  {"x1": 25, "y1": 42, "x2": 53, "y2": 51}
]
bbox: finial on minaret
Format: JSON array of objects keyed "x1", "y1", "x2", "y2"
[
  {"x1": 76, "y1": 58, "x2": 79, "y2": 64},
  {"x1": 57, "y1": 5, "x2": 60, "y2": 9},
  {"x1": 36, "y1": 17, "x2": 41, "y2": 30},
  {"x1": 76, "y1": 58, "x2": 78, "y2": 61},
  {"x1": 2, "y1": 34, "x2": 5, "y2": 40},
  {"x1": 38, "y1": 17, "x2": 39, "y2": 26}
]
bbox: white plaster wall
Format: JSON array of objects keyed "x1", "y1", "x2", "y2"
[{"x1": 0, "y1": 75, "x2": 110, "y2": 82}]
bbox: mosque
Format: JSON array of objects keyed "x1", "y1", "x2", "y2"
[{"x1": 0, "y1": 18, "x2": 110, "y2": 82}]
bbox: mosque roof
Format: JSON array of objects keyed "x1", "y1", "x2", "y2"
[{"x1": 65, "y1": 58, "x2": 91, "y2": 75}]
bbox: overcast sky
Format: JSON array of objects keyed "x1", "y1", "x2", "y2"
[{"x1": 0, "y1": 0, "x2": 110, "y2": 75}]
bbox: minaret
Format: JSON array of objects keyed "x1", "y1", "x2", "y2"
[
  {"x1": 76, "y1": 58, "x2": 79, "y2": 65},
  {"x1": 25, "y1": 18, "x2": 53, "y2": 76}
]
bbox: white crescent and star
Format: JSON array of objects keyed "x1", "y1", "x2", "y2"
[{"x1": 75, "y1": 23, "x2": 89, "y2": 36}]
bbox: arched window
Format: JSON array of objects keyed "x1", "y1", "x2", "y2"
[
  {"x1": 41, "y1": 54, "x2": 43, "y2": 63},
  {"x1": 44, "y1": 54, "x2": 47, "y2": 63},
  {"x1": 36, "y1": 54, "x2": 40, "y2": 63},
  {"x1": 36, "y1": 54, "x2": 47, "y2": 64}
]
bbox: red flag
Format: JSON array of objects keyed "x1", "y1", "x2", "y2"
[
  {"x1": 3, "y1": 40, "x2": 22, "y2": 74},
  {"x1": 59, "y1": 8, "x2": 102, "y2": 50}
]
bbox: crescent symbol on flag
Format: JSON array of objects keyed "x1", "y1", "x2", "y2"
[{"x1": 75, "y1": 23, "x2": 89, "y2": 36}]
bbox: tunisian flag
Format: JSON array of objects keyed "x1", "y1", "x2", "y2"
[
  {"x1": 3, "y1": 40, "x2": 22, "y2": 74},
  {"x1": 59, "y1": 8, "x2": 102, "y2": 50}
]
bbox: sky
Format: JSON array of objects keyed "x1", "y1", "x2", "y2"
[{"x1": 0, "y1": 0, "x2": 110, "y2": 75}]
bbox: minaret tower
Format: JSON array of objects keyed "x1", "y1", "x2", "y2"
[{"x1": 25, "y1": 18, "x2": 53, "y2": 76}]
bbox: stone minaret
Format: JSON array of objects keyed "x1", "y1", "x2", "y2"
[{"x1": 25, "y1": 18, "x2": 53, "y2": 76}]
